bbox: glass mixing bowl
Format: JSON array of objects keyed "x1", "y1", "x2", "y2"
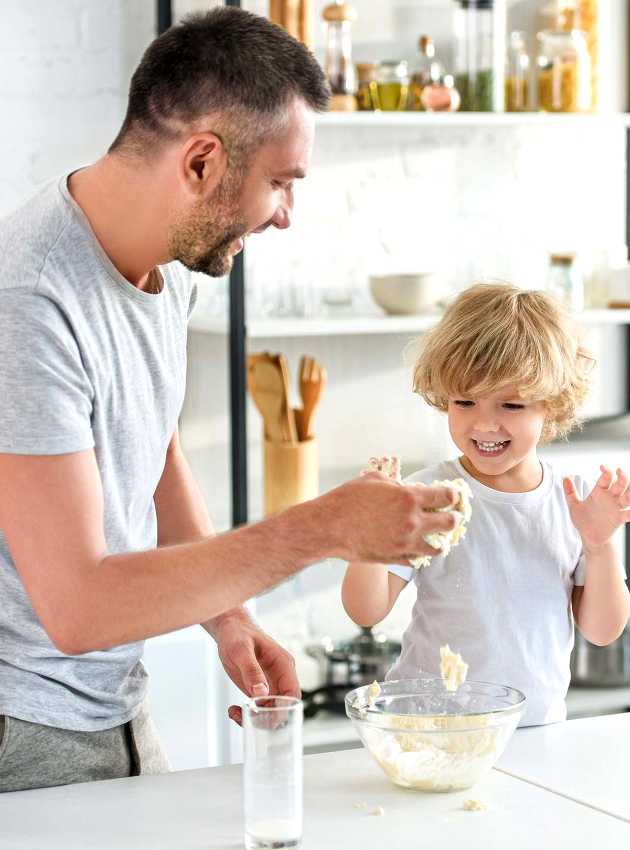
[{"x1": 345, "y1": 676, "x2": 526, "y2": 792}]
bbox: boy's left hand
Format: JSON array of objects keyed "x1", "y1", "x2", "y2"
[{"x1": 564, "y1": 466, "x2": 630, "y2": 552}]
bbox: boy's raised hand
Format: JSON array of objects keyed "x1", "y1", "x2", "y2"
[{"x1": 563, "y1": 465, "x2": 630, "y2": 552}]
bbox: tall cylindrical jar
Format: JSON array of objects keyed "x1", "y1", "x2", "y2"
[
  {"x1": 536, "y1": 29, "x2": 592, "y2": 113},
  {"x1": 453, "y1": 0, "x2": 506, "y2": 112},
  {"x1": 559, "y1": 1, "x2": 598, "y2": 110},
  {"x1": 505, "y1": 30, "x2": 530, "y2": 111}
]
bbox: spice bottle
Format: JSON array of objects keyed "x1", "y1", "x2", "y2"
[
  {"x1": 546, "y1": 253, "x2": 584, "y2": 312},
  {"x1": 536, "y1": 29, "x2": 591, "y2": 112},
  {"x1": 355, "y1": 62, "x2": 377, "y2": 111},
  {"x1": 505, "y1": 31, "x2": 530, "y2": 111},
  {"x1": 322, "y1": 1, "x2": 358, "y2": 111},
  {"x1": 421, "y1": 74, "x2": 461, "y2": 112},
  {"x1": 408, "y1": 35, "x2": 442, "y2": 111}
]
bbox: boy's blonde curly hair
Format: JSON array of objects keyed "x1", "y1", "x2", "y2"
[{"x1": 412, "y1": 283, "x2": 595, "y2": 444}]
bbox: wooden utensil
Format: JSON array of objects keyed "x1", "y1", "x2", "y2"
[
  {"x1": 247, "y1": 356, "x2": 287, "y2": 442},
  {"x1": 276, "y1": 353, "x2": 298, "y2": 444},
  {"x1": 296, "y1": 355, "x2": 327, "y2": 440}
]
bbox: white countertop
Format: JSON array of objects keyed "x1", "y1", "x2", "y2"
[
  {"x1": 1, "y1": 715, "x2": 629, "y2": 849},
  {"x1": 497, "y1": 712, "x2": 630, "y2": 822}
]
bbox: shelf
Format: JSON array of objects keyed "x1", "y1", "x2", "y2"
[
  {"x1": 189, "y1": 308, "x2": 630, "y2": 339},
  {"x1": 315, "y1": 111, "x2": 630, "y2": 128}
]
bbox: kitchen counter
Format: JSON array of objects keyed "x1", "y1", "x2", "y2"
[{"x1": 1, "y1": 715, "x2": 628, "y2": 849}]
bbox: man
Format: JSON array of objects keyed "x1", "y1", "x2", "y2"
[{"x1": 0, "y1": 8, "x2": 460, "y2": 793}]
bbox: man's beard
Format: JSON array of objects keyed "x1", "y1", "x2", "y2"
[{"x1": 168, "y1": 173, "x2": 248, "y2": 277}]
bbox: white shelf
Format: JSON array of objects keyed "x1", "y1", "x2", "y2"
[
  {"x1": 189, "y1": 308, "x2": 630, "y2": 339},
  {"x1": 315, "y1": 111, "x2": 630, "y2": 129}
]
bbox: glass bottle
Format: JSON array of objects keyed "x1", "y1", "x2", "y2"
[
  {"x1": 322, "y1": 1, "x2": 358, "y2": 112},
  {"x1": 355, "y1": 62, "x2": 377, "y2": 111},
  {"x1": 505, "y1": 30, "x2": 530, "y2": 112},
  {"x1": 372, "y1": 60, "x2": 409, "y2": 112},
  {"x1": 546, "y1": 253, "x2": 584, "y2": 312},
  {"x1": 453, "y1": 0, "x2": 505, "y2": 112},
  {"x1": 536, "y1": 29, "x2": 591, "y2": 113},
  {"x1": 421, "y1": 74, "x2": 461, "y2": 113},
  {"x1": 408, "y1": 35, "x2": 442, "y2": 111}
]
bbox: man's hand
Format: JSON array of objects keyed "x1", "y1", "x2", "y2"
[
  {"x1": 564, "y1": 466, "x2": 630, "y2": 553},
  {"x1": 204, "y1": 608, "x2": 300, "y2": 726},
  {"x1": 317, "y1": 472, "x2": 461, "y2": 565}
]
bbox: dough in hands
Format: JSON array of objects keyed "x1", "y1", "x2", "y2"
[
  {"x1": 440, "y1": 644, "x2": 469, "y2": 693},
  {"x1": 363, "y1": 456, "x2": 473, "y2": 569}
]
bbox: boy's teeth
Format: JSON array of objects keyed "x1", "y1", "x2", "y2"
[{"x1": 477, "y1": 440, "x2": 505, "y2": 449}]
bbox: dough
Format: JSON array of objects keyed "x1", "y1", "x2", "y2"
[
  {"x1": 439, "y1": 644, "x2": 469, "y2": 693},
  {"x1": 363, "y1": 456, "x2": 473, "y2": 569}
]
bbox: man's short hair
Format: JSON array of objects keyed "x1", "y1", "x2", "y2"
[{"x1": 109, "y1": 7, "x2": 330, "y2": 160}]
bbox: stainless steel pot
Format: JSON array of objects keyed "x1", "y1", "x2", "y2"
[
  {"x1": 571, "y1": 627, "x2": 630, "y2": 686},
  {"x1": 305, "y1": 626, "x2": 401, "y2": 688}
]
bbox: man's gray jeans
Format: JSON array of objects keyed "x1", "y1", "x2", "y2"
[{"x1": 0, "y1": 701, "x2": 170, "y2": 793}]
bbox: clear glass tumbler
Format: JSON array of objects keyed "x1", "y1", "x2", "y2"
[{"x1": 243, "y1": 696, "x2": 303, "y2": 850}]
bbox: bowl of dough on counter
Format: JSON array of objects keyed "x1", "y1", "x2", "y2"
[{"x1": 345, "y1": 676, "x2": 525, "y2": 793}]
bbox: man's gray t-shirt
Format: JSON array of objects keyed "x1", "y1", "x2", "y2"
[{"x1": 0, "y1": 175, "x2": 196, "y2": 731}]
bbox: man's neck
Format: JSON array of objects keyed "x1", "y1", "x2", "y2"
[{"x1": 68, "y1": 156, "x2": 172, "y2": 289}]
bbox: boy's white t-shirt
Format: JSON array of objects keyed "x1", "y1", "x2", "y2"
[{"x1": 386, "y1": 457, "x2": 609, "y2": 727}]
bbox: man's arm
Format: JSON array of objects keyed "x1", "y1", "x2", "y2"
[{"x1": 0, "y1": 448, "x2": 460, "y2": 656}]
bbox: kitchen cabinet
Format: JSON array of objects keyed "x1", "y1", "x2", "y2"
[{"x1": 2, "y1": 714, "x2": 629, "y2": 849}]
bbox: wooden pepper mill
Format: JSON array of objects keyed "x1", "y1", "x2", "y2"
[{"x1": 322, "y1": 1, "x2": 358, "y2": 111}]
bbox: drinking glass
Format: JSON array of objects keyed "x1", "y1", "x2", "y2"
[{"x1": 243, "y1": 696, "x2": 303, "y2": 850}]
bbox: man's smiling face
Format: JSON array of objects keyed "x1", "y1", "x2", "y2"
[{"x1": 169, "y1": 99, "x2": 314, "y2": 277}]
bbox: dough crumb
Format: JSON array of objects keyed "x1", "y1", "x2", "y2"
[
  {"x1": 462, "y1": 799, "x2": 487, "y2": 812},
  {"x1": 370, "y1": 805, "x2": 385, "y2": 816},
  {"x1": 353, "y1": 801, "x2": 368, "y2": 810},
  {"x1": 367, "y1": 680, "x2": 381, "y2": 708},
  {"x1": 439, "y1": 644, "x2": 469, "y2": 693}
]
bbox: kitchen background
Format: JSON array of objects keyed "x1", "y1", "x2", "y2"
[{"x1": 2, "y1": 0, "x2": 630, "y2": 770}]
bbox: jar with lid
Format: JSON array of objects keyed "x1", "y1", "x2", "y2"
[
  {"x1": 355, "y1": 62, "x2": 377, "y2": 111},
  {"x1": 546, "y1": 253, "x2": 584, "y2": 312},
  {"x1": 322, "y1": 1, "x2": 358, "y2": 111},
  {"x1": 536, "y1": 29, "x2": 591, "y2": 112},
  {"x1": 453, "y1": 0, "x2": 505, "y2": 112},
  {"x1": 408, "y1": 35, "x2": 442, "y2": 111},
  {"x1": 505, "y1": 30, "x2": 530, "y2": 111},
  {"x1": 372, "y1": 60, "x2": 409, "y2": 112}
]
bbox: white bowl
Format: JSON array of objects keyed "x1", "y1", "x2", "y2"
[{"x1": 369, "y1": 272, "x2": 442, "y2": 315}]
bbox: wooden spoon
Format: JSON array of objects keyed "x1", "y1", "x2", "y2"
[{"x1": 247, "y1": 357, "x2": 286, "y2": 442}]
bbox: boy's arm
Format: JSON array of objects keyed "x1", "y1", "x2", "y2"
[
  {"x1": 342, "y1": 562, "x2": 408, "y2": 626},
  {"x1": 572, "y1": 543, "x2": 630, "y2": 645},
  {"x1": 564, "y1": 468, "x2": 630, "y2": 645}
]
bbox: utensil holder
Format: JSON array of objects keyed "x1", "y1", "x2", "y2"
[{"x1": 264, "y1": 437, "x2": 319, "y2": 516}]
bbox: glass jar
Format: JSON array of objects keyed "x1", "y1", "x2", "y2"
[
  {"x1": 355, "y1": 62, "x2": 377, "y2": 111},
  {"x1": 322, "y1": 2, "x2": 358, "y2": 111},
  {"x1": 559, "y1": 1, "x2": 599, "y2": 110},
  {"x1": 453, "y1": 0, "x2": 505, "y2": 112},
  {"x1": 546, "y1": 253, "x2": 584, "y2": 312},
  {"x1": 408, "y1": 35, "x2": 442, "y2": 111},
  {"x1": 505, "y1": 31, "x2": 530, "y2": 111},
  {"x1": 372, "y1": 60, "x2": 409, "y2": 112},
  {"x1": 536, "y1": 29, "x2": 592, "y2": 113}
]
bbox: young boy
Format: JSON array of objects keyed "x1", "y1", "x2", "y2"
[{"x1": 342, "y1": 283, "x2": 630, "y2": 726}]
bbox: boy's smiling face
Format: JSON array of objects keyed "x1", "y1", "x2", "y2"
[{"x1": 447, "y1": 385, "x2": 547, "y2": 491}]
